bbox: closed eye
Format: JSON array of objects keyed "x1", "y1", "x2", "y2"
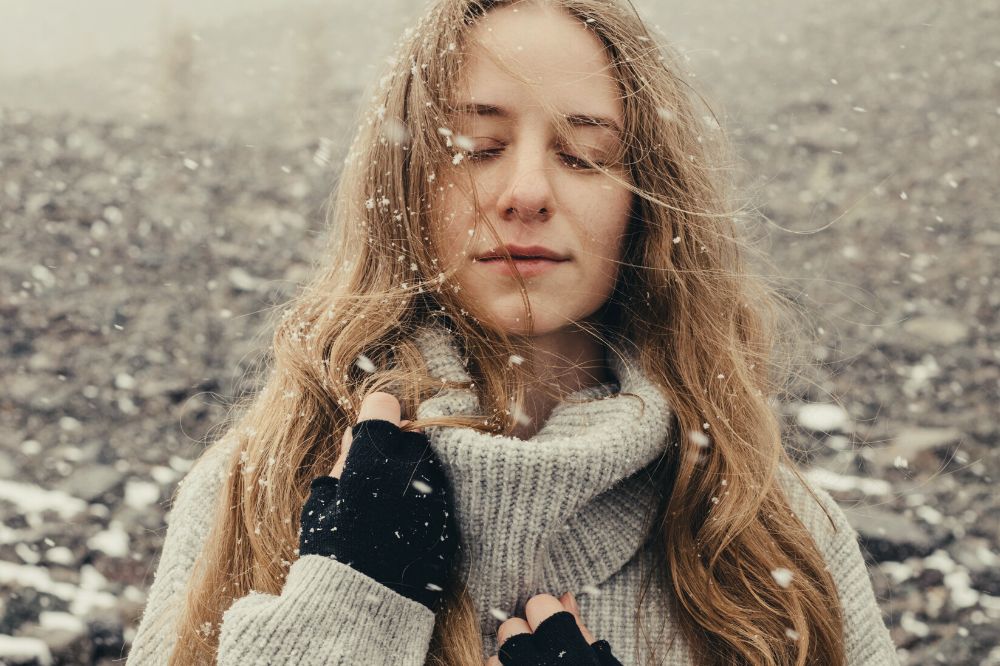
[
  {"x1": 558, "y1": 153, "x2": 600, "y2": 170},
  {"x1": 466, "y1": 148, "x2": 504, "y2": 161},
  {"x1": 464, "y1": 146, "x2": 603, "y2": 171}
]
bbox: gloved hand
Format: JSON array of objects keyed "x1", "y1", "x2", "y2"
[
  {"x1": 497, "y1": 611, "x2": 624, "y2": 665},
  {"x1": 298, "y1": 401, "x2": 459, "y2": 612}
]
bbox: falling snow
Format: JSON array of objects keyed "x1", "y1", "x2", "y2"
[
  {"x1": 355, "y1": 354, "x2": 377, "y2": 373},
  {"x1": 489, "y1": 607, "x2": 510, "y2": 621},
  {"x1": 770, "y1": 567, "x2": 794, "y2": 588}
]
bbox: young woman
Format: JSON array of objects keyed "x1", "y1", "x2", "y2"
[{"x1": 127, "y1": 0, "x2": 900, "y2": 664}]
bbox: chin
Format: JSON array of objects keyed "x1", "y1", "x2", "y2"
[
  {"x1": 458, "y1": 287, "x2": 608, "y2": 337},
  {"x1": 479, "y1": 306, "x2": 583, "y2": 338}
]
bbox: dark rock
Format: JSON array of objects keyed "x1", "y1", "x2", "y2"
[
  {"x1": 87, "y1": 614, "x2": 125, "y2": 660},
  {"x1": 0, "y1": 588, "x2": 49, "y2": 634},
  {"x1": 970, "y1": 569, "x2": 1000, "y2": 597},
  {"x1": 905, "y1": 621, "x2": 1000, "y2": 665}
]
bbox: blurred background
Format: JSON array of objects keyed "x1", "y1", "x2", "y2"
[{"x1": 1, "y1": 0, "x2": 997, "y2": 663}]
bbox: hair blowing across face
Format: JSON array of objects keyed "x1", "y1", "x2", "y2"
[{"x1": 163, "y1": 1, "x2": 847, "y2": 664}]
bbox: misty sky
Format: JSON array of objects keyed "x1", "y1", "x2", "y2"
[
  {"x1": 0, "y1": 0, "x2": 813, "y2": 78},
  {"x1": 0, "y1": 0, "x2": 317, "y2": 76}
]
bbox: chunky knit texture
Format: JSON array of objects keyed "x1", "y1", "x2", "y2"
[
  {"x1": 126, "y1": 323, "x2": 900, "y2": 665},
  {"x1": 411, "y1": 323, "x2": 676, "y2": 656}
]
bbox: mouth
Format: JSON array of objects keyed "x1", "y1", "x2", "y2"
[
  {"x1": 474, "y1": 256, "x2": 568, "y2": 277},
  {"x1": 475, "y1": 256, "x2": 565, "y2": 262}
]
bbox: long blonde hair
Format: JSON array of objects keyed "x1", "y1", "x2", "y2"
[{"x1": 165, "y1": 0, "x2": 846, "y2": 664}]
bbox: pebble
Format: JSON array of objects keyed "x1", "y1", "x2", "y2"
[
  {"x1": 796, "y1": 403, "x2": 851, "y2": 434},
  {"x1": 902, "y1": 316, "x2": 969, "y2": 346}
]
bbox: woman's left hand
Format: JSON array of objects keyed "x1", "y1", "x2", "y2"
[{"x1": 485, "y1": 592, "x2": 624, "y2": 665}]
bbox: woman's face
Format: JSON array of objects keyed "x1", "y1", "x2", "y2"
[{"x1": 432, "y1": 2, "x2": 633, "y2": 338}]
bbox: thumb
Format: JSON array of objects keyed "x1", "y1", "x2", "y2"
[
  {"x1": 330, "y1": 392, "x2": 405, "y2": 478},
  {"x1": 357, "y1": 391, "x2": 402, "y2": 425}
]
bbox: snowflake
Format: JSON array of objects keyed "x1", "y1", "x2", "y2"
[{"x1": 771, "y1": 567, "x2": 794, "y2": 588}]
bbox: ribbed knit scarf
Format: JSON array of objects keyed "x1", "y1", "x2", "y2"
[{"x1": 412, "y1": 323, "x2": 674, "y2": 641}]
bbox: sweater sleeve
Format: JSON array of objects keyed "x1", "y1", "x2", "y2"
[
  {"x1": 776, "y1": 464, "x2": 901, "y2": 666},
  {"x1": 126, "y1": 435, "x2": 438, "y2": 666},
  {"x1": 217, "y1": 555, "x2": 436, "y2": 664}
]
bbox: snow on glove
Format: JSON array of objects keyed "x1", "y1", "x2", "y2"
[
  {"x1": 298, "y1": 418, "x2": 459, "y2": 612},
  {"x1": 498, "y1": 611, "x2": 624, "y2": 666}
]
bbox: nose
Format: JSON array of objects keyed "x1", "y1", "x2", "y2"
[{"x1": 495, "y1": 143, "x2": 554, "y2": 225}]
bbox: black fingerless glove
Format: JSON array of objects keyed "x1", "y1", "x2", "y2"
[
  {"x1": 298, "y1": 418, "x2": 460, "y2": 612},
  {"x1": 498, "y1": 611, "x2": 624, "y2": 666}
]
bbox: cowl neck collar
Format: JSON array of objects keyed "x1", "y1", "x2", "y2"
[{"x1": 412, "y1": 323, "x2": 674, "y2": 645}]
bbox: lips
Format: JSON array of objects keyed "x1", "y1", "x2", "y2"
[
  {"x1": 475, "y1": 244, "x2": 569, "y2": 262},
  {"x1": 476, "y1": 256, "x2": 566, "y2": 278},
  {"x1": 477, "y1": 256, "x2": 562, "y2": 261}
]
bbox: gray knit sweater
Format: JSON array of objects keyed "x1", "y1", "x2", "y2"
[{"x1": 126, "y1": 324, "x2": 900, "y2": 665}]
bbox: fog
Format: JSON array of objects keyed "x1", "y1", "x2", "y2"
[
  {"x1": 1, "y1": 0, "x2": 305, "y2": 76},
  {"x1": 1, "y1": 0, "x2": 834, "y2": 138}
]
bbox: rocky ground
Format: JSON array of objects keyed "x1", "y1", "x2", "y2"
[{"x1": 1, "y1": 0, "x2": 998, "y2": 663}]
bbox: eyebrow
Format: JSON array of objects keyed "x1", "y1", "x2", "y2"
[{"x1": 452, "y1": 102, "x2": 622, "y2": 136}]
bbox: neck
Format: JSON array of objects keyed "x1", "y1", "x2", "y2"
[{"x1": 507, "y1": 326, "x2": 617, "y2": 439}]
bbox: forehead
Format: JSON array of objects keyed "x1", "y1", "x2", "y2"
[{"x1": 453, "y1": 3, "x2": 623, "y2": 124}]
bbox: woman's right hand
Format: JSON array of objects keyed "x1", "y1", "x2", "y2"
[
  {"x1": 329, "y1": 391, "x2": 416, "y2": 478},
  {"x1": 298, "y1": 391, "x2": 460, "y2": 612}
]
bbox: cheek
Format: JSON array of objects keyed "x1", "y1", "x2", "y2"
[
  {"x1": 429, "y1": 186, "x2": 476, "y2": 266},
  {"x1": 579, "y1": 188, "x2": 632, "y2": 263}
]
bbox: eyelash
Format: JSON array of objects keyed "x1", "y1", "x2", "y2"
[{"x1": 465, "y1": 146, "x2": 604, "y2": 171}]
